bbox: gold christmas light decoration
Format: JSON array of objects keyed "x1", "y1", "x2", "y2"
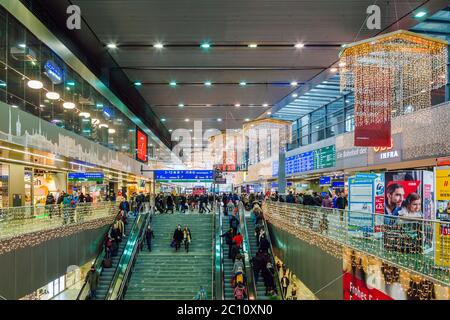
[{"x1": 339, "y1": 30, "x2": 448, "y2": 146}]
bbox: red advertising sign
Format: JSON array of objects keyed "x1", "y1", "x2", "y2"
[
  {"x1": 343, "y1": 272, "x2": 393, "y2": 300},
  {"x1": 136, "y1": 128, "x2": 148, "y2": 162}
]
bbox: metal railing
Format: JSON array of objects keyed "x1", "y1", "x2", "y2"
[
  {"x1": 264, "y1": 201, "x2": 450, "y2": 286},
  {"x1": 0, "y1": 202, "x2": 118, "y2": 240},
  {"x1": 215, "y1": 200, "x2": 224, "y2": 300},
  {"x1": 211, "y1": 201, "x2": 216, "y2": 300}
]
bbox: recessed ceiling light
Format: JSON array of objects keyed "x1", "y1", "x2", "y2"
[
  {"x1": 107, "y1": 43, "x2": 117, "y2": 49},
  {"x1": 235, "y1": 103, "x2": 241, "y2": 107},
  {"x1": 248, "y1": 43, "x2": 258, "y2": 48},
  {"x1": 27, "y1": 80, "x2": 43, "y2": 89},
  {"x1": 11, "y1": 104, "x2": 18, "y2": 108},
  {"x1": 217, "y1": 118, "x2": 222, "y2": 122},
  {"x1": 39, "y1": 104, "x2": 45, "y2": 108},
  {"x1": 161, "y1": 118, "x2": 166, "y2": 122},
  {"x1": 178, "y1": 103, "x2": 184, "y2": 107},
  {"x1": 290, "y1": 81, "x2": 298, "y2": 86},
  {"x1": 294, "y1": 43, "x2": 304, "y2": 48},
  {"x1": 185, "y1": 118, "x2": 190, "y2": 122},
  {"x1": 169, "y1": 81, "x2": 177, "y2": 87},
  {"x1": 244, "y1": 118, "x2": 250, "y2": 122},
  {"x1": 239, "y1": 81, "x2": 247, "y2": 86},
  {"x1": 330, "y1": 67, "x2": 338, "y2": 72},
  {"x1": 262, "y1": 103, "x2": 269, "y2": 107},
  {"x1": 267, "y1": 111, "x2": 272, "y2": 115},
  {"x1": 189, "y1": 129, "x2": 193, "y2": 132},
  {"x1": 153, "y1": 43, "x2": 164, "y2": 49},
  {"x1": 414, "y1": 11, "x2": 427, "y2": 18},
  {"x1": 292, "y1": 93, "x2": 298, "y2": 98},
  {"x1": 169, "y1": 129, "x2": 173, "y2": 132},
  {"x1": 18, "y1": 43, "x2": 26, "y2": 48},
  {"x1": 79, "y1": 112, "x2": 91, "y2": 118},
  {"x1": 46, "y1": 91, "x2": 60, "y2": 100},
  {"x1": 204, "y1": 81, "x2": 212, "y2": 86},
  {"x1": 134, "y1": 81, "x2": 142, "y2": 86},
  {"x1": 200, "y1": 43, "x2": 211, "y2": 49},
  {"x1": 63, "y1": 102, "x2": 75, "y2": 109}
]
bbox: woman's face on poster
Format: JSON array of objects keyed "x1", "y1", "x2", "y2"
[{"x1": 408, "y1": 199, "x2": 421, "y2": 213}]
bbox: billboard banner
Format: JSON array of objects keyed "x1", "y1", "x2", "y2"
[
  {"x1": 343, "y1": 248, "x2": 450, "y2": 300},
  {"x1": 435, "y1": 168, "x2": 450, "y2": 267},
  {"x1": 136, "y1": 128, "x2": 148, "y2": 163}
]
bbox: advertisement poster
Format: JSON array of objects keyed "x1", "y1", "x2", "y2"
[
  {"x1": 383, "y1": 171, "x2": 434, "y2": 254},
  {"x1": 435, "y1": 168, "x2": 450, "y2": 267},
  {"x1": 348, "y1": 173, "x2": 384, "y2": 237},
  {"x1": 136, "y1": 128, "x2": 148, "y2": 163},
  {"x1": 343, "y1": 248, "x2": 450, "y2": 300}
]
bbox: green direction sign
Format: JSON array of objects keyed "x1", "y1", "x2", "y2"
[{"x1": 314, "y1": 145, "x2": 336, "y2": 170}]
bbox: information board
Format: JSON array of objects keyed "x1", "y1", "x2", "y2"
[
  {"x1": 155, "y1": 170, "x2": 213, "y2": 182},
  {"x1": 314, "y1": 145, "x2": 336, "y2": 170},
  {"x1": 286, "y1": 145, "x2": 335, "y2": 175},
  {"x1": 319, "y1": 176, "x2": 331, "y2": 186},
  {"x1": 68, "y1": 172, "x2": 104, "y2": 182}
]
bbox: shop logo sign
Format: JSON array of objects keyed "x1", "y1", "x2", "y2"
[
  {"x1": 44, "y1": 60, "x2": 63, "y2": 84},
  {"x1": 67, "y1": 5, "x2": 81, "y2": 30},
  {"x1": 366, "y1": 5, "x2": 381, "y2": 30}
]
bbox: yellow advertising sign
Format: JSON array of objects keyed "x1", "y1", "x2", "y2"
[
  {"x1": 435, "y1": 223, "x2": 450, "y2": 267},
  {"x1": 436, "y1": 169, "x2": 450, "y2": 201}
]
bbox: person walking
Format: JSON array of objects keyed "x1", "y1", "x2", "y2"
[
  {"x1": 232, "y1": 232, "x2": 243, "y2": 249},
  {"x1": 173, "y1": 224, "x2": 184, "y2": 252},
  {"x1": 259, "y1": 234, "x2": 270, "y2": 253},
  {"x1": 145, "y1": 224, "x2": 155, "y2": 252},
  {"x1": 166, "y1": 195, "x2": 174, "y2": 214},
  {"x1": 85, "y1": 265, "x2": 99, "y2": 300},
  {"x1": 183, "y1": 226, "x2": 192, "y2": 253},
  {"x1": 281, "y1": 274, "x2": 290, "y2": 298}
]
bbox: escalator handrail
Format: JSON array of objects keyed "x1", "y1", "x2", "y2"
[
  {"x1": 261, "y1": 212, "x2": 284, "y2": 300},
  {"x1": 237, "y1": 201, "x2": 257, "y2": 300},
  {"x1": 105, "y1": 207, "x2": 149, "y2": 300},
  {"x1": 76, "y1": 206, "x2": 121, "y2": 300},
  {"x1": 211, "y1": 200, "x2": 216, "y2": 300},
  {"x1": 116, "y1": 205, "x2": 153, "y2": 300},
  {"x1": 217, "y1": 200, "x2": 225, "y2": 300}
]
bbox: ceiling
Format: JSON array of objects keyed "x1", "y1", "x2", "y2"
[{"x1": 69, "y1": 0, "x2": 445, "y2": 137}]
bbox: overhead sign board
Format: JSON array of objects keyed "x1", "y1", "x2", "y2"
[
  {"x1": 319, "y1": 176, "x2": 331, "y2": 185},
  {"x1": 155, "y1": 170, "x2": 213, "y2": 182},
  {"x1": 68, "y1": 172, "x2": 104, "y2": 182}
]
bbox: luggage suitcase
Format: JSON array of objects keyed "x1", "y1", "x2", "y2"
[{"x1": 103, "y1": 258, "x2": 112, "y2": 268}]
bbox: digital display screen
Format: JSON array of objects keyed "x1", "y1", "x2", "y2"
[
  {"x1": 319, "y1": 176, "x2": 331, "y2": 185},
  {"x1": 155, "y1": 170, "x2": 213, "y2": 182},
  {"x1": 68, "y1": 172, "x2": 104, "y2": 181},
  {"x1": 136, "y1": 128, "x2": 148, "y2": 163}
]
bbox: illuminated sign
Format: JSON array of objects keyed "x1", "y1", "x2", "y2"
[
  {"x1": 44, "y1": 60, "x2": 63, "y2": 84},
  {"x1": 319, "y1": 176, "x2": 331, "y2": 185},
  {"x1": 68, "y1": 172, "x2": 104, "y2": 181},
  {"x1": 155, "y1": 170, "x2": 213, "y2": 182},
  {"x1": 136, "y1": 128, "x2": 148, "y2": 162}
]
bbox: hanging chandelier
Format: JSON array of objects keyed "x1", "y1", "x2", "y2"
[{"x1": 339, "y1": 30, "x2": 448, "y2": 147}]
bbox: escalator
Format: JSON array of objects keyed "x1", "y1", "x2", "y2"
[
  {"x1": 220, "y1": 213, "x2": 236, "y2": 300},
  {"x1": 96, "y1": 216, "x2": 136, "y2": 299}
]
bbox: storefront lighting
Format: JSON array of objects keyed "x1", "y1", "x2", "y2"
[
  {"x1": 99, "y1": 124, "x2": 109, "y2": 129},
  {"x1": 63, "y1": 102, "x2": 75, "y2": 109},
  {"x1": 27, "y1": 80, "x2": 43, "y2": 89},
  {"x1": 79, "y1": 112, "x2": 91, "y2": 118},
  {"x1": 108, "y1": 128, "x2": 116, "y2": 134},
  {"x1": 46, "y1": 91, "x2": 60, "y2": 100}
]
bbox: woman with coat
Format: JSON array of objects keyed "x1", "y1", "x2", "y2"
[{"x1": 183, "y1": 226, "x2": 192, "y2": 253}]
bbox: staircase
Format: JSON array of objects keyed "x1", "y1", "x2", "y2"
[
  {"x1": 245, "y1": 216, "x2": 270, "y2": 300},
  {"x1": 96, "y1": 216, "x2": 136, "y2": 299},
  {"x1": 124, "y1": 214, "x2": 213, "y2": 300}
]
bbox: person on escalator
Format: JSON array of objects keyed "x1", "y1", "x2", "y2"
[
  {"x1": 230, "y1": 241, "x2": 241, "y2": 263},
  {"x1": 234, "y1": 283, "x2": 247, "y2": 300},
  {"x1": 232, "y1": 266, "x2": 247, "y2": 288},
  {"x1": 85, "y1": 265, "x2": 99, "y2": 300},
  {"x1": 232, "y1": 254, "x2": 244, "y2": 274},
  {"x1": 183, "y1": 226, "x2": 192, "y2": 253},
  {"x1": 259, "y1": 234, "x2": 270, "y2": 253},
  {"x1": 232, "y1": 232, "x2": 243, "y2": 249},
  {"x1": 252, "y1": 250, "x2": 265, "y2": 283},
  {"x1": 220, "y1": 228, "x2": 234, "y2": 258},
  {"x1": 172, "y1": 225, "x2": 184, "y2": 252},
  {"x1": 262, "y1": 262, "x2": 276, "y2": 296},
  {"x1": 229, "y1": 214, "x2": 240, "y2": 236}
]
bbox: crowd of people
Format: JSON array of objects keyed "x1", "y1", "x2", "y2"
[
  {"x1": 155, "y1": 193, "x2": 215, "y2": 214},
  {"x1": 270, "y1": 190, "x2": 348, "y2": 210}
]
